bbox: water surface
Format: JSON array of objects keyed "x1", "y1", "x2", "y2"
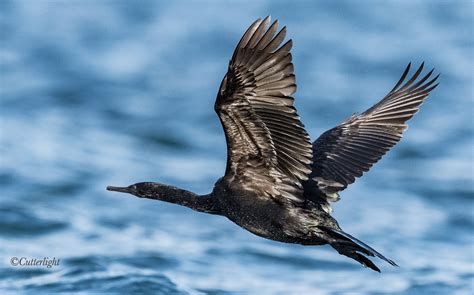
[{"x1": 1, "y1": 1, "x2": 473, "y2": 294}]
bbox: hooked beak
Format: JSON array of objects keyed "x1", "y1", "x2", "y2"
[{"x1": 106, "y1": 186, "x2": 132, "y2": 193}]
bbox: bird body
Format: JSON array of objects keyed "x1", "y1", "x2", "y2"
[
  {"x1": 212, "y1": 177, "x2": 310, "y2": 243},
  {"x1": 107, "y1": 16, "x2": 439, "y2": 272},
  {"x1": 210, "y1": 176, "x2": 333, "y2": 245}
]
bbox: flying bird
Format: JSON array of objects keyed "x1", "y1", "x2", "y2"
[{"x1": 107, "y1": 17, "x2": 439, "y2": 272}]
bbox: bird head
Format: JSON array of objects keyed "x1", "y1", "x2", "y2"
[{"x1": 106, "y1": 182, "x2": 158, "y2": 198}]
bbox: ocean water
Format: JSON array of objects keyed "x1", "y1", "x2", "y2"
[{"x1": 1, "y1": 0, "x2": 473, "y2": 294}]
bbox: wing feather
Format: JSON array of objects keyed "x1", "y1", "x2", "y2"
[
  {"x1": 305, "y1": 63, "x2": 439, "y2": 211},
  {"x1": 215, "y1": 17, "x2": 312, "y2": 203}
]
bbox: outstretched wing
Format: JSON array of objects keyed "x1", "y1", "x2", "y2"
[
  {"x1": 305, "y1": 63, "x2": 439, "y2": 211},
  {"x1": 215, "y1": 17, "x2": 312, "y2": 203}
]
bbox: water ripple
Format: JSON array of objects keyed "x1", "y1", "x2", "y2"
[{"x1": 1, "y1": 0, "x2": 472, "y2": 294}]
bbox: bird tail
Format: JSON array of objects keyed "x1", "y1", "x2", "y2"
[{"x1": 319, "y1": 226, "x2": 398, "y2": 272}]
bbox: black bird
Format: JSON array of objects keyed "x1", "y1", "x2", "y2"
[{"x1": 107, "y1": 17, "x2": 439, "y2": 272}]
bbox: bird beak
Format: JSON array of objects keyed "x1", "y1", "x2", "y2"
[{"x1": 106, "y1": 186, "x2": 131, "y2": 193}]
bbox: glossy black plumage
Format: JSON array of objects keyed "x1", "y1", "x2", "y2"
[{"x1": 107, "y1": 17, "x2": 439, "y2": 272}]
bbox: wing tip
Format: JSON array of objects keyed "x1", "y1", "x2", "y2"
[{"x1": 389, "y1": 61, "x2": 440, "y2": 95}]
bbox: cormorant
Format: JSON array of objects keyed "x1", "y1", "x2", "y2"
[{"x1": 107, "y1": 17, "x2": 439, "y2": 272}]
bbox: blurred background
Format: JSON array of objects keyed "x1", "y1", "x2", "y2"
[{"x1": 1, "y1": 0, "x2": 473, "y2": 294}]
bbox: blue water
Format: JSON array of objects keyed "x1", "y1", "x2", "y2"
[{"x1": 1, "y1": 1, "x2": 473, "y2": 294}]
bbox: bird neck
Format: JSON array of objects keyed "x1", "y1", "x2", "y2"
[{"x1": 146, "y1": 184, "x2": 218, "y2": 214}]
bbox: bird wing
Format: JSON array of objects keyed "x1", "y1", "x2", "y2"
[
  {"x1": 305, "y1": 63, "x2": 439, "y2": 211},
  {"x1": 215, "y1": 17, "x2": 313, "y2": 203}
]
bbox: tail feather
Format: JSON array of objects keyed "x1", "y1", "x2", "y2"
[{"x1": 320, "y1": 226, "x2": 398, "y2": 272}]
